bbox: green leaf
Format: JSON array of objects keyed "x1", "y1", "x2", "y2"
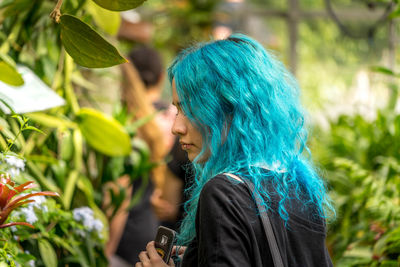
[
  {"x1": 0, "y1": 52, "x2": 17, "y2": 68},
  {"x1": 0, "y1": 97, "x2": 15, "y2": 114},
  {"x1": 60, "y1": 130, "x2": 74, "y2": 161},
  {"x1": 15, "y1": 253, "x2": 36, "y2": 264},
  {"x1": 0, "y1": 0, "x2": 14, "y2": 9},
  {"x1": 60, "y1": 14, "x2": 127, "y2": 68},
  {"x1": 92, "y1": 0, "x2": 147, "y2": 11},
  {"x1": 370, "y1": 66, "x2": 397, "y2": 76},
  {"x1": 27, "y1": 155, "x2": 59, "y2": 165},
  {"x1": 11, "y1": 114, "x2": 25, "y2": 127},
  {"x1": 73, "y1": 129, "x2": 83, "y2": 171},
  {"x1": 26, "y1": 161, "x2": 60, "y2": 193},
  {"x1": 77, "y1": 108, "x2": 131, "y2": 156},
  {"x1": 77, "y1": 175, "x2": 95, "y2": 206},
  {"x1": 380, "y1": 260, "x2": 399, "y2": 267},
  {"x1": 26, "y1": 112, "x2": 77, "y2": 129},
  {"x1": 23, "y1": 125, "x2": 44, "y2": 134},
  {"x1": 38, "y1": 239, "x2": 58, "y2": 267},
  {"x1": 87, "y1": 1, "x2": 121, "y2": 35},
  {"x1": 389, "y1": 6, "x2": 400, "y2": 19},
  {"x1": 0, "y1": 61, "x2": 24, "y2": 86},
  {"x1": 2, "y1": 0, "x2": 34, "y2": 18},
  {"x1": 63, "y1": 170, "x2": 79, "y2": 210}
]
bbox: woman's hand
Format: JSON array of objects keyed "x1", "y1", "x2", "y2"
[{"x1": 136, "y1": 241, "x2": 175, "y2": 267}]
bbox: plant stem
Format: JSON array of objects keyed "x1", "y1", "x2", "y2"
[
  {"x1": 50, "y1": 0, "x2": 63, "y2": 23},
  {"x1": 64, "y1": 54, "x2": 80, "y2": 114},
  {"x1": 5, "y1": 120, "x2": 26, "y2": 152},
  {"x1": 52, "y1": 49, "x2": 65, "y2": 89}
]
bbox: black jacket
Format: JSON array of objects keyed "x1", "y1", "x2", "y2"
[{"x1": 181, "y1": 174, "x2": 333, "y2": 267}]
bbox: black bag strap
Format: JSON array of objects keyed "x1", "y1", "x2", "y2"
[{"x1": 224, "y1": 173, "x2": 284, "y2": 267}]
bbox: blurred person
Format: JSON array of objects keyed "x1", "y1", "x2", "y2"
[
  {"x1": 136, "y1": 34, "x2": 334, "y2": 267},
  {"x1": 151, "y1": 137, "x2": 190, "y2": 231},
  {"x1": 124, "y1": 46, "x2": 189, "y2": 230},
  {"x1": 108, "y1": 46, "x2": 188, "y2": 267}
]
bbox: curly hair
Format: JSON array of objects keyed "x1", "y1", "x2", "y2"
[{"x1": 168, "y1": 34, "x2": 334, "y2": 245}]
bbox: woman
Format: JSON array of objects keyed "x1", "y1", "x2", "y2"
[{"x1": 136, "y1": 34, "x2": 334, "y2": 267}]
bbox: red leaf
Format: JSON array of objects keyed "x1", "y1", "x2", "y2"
[
  {"x1": 0, "y1": 221, "x2": 34, "y2": 229},
  {"x1": 6, "y1": 191, "x2": 59, "y2": 210},
  {"x1": 0, "y1": 200, "x2": 35, "y2": 225},
  {"x1": 0, "y1": 181, "x2": 12, "y2": 208},
  {"x1": 7, "y1": 181, "x2": 35, "y2": 201}
]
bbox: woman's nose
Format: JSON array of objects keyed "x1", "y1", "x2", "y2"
[{"x1": 171, "y1": 115, "x2": 187, "y2": 136}]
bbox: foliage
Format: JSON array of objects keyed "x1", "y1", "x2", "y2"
[
  {"x1": 92, "y1": 0, "x2": 147, "y2": 11},
  {"x1": 0, "y1": 173, "x2": 58, "y2": 229},
  {"x1": 313, "y1": 67, "x2": 400, "y2": 266},
  {"x1": 0, "y1": 198, "x2": 107, "y2": 266},
  {"x1": 59, "y1": 14, "x2": 127, "y2": 68},
  {"x1": 147, "y1": 0, "x2": 221, "y2": 53},
  {"x1": 0, "y1": 0, "x2": 154, "y2": 265}
]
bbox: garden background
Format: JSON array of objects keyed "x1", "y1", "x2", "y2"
[{"x1": 0, "y1": 0, "x2": 399, "y2": 266}]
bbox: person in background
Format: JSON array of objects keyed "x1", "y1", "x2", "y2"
[
  {"x1": 107, "y1": 46, "x2": 187, "y2": 267},
  {"x1": 151, "y1": 136, "x2": 190, "y2": 232},
  {"x1": 136, "y1": 34, "x2": 334, "y2": 267}
]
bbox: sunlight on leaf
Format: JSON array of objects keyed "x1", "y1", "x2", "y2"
[
  {"x1": 86, "y1": 1, "x2": 121, "y2": 35},
  {"x1": 0, "y1": 61, "x2": 24, "y2": 86},
  {"x1": 76, "y1": 108, "x2": 131, "y2": 156}
]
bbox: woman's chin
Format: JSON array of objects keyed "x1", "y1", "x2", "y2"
[{"x1": 187, "y1": 152, "x2": 196, "y2": 162}]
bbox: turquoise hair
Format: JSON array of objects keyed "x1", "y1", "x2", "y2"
[{"x1": 168, "y1": 34, "x2": 334, "y2": 245}]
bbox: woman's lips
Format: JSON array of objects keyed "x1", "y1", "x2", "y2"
[{"x1": 180, "y1": 143, "x2": 193, "y2": 150}]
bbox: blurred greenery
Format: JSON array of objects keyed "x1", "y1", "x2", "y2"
[{"x1": 0, "y1": 0, "x2": 152, "y2": 265}]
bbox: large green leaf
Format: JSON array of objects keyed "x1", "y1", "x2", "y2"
[
  {"x1": 38, "y1": 239, "x2": 58, "y2": 267},
  {"x1": 60, "y1": 14, "x2": 127, "y2": 68},
  {"x1": 87, "y1": 1, "x2": 121, "y2": 35},
  {"x1": 0, "y1": 61, "x2": 24, "y2": 86},
  {"x1": 92, "y1": 0, "x2": 147, "y2": 11},
  {"x1": 76, "y1": 108, "x2": 131, "y2": 156}
]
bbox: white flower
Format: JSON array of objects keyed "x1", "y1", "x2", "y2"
[
  {"x1": 17, "y1": 193, "x2": 48, "y2": 213},
  {"x1": 72, "y1": 207, "x2": 103, "y2": 234},
  {"x1": 9, "y1": 168, "x2": 20, "y2": 177},
  {"x1": 31, "y1": 195, "x2": 46, "y2": 206},
  {"x1": 4, "y1": 155, "x2": 25, "y2": 170},
  {"x1": 75, "y1": 229, "x2": 86, "y2": 237},
  {"x1": 73, "y1": 207, "x2": 93, "y2": 222},
  {"x1": 92, "y1": 219, "x2": 103, "y2": 232},
  {"x1": 30, "y1": 195, "x2": 47, "y2": 212},
  {"x1": 19, "y1": 206, "x2": 38, "y2": 224}
]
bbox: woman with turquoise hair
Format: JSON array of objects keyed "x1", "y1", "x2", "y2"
[{"x1": 136, "y1": 34, "x2": 334, "y2": 267}]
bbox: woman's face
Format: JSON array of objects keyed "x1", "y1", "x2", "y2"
[{"x1": 171, "y1": 80, "x2": 203, "y2": 162}]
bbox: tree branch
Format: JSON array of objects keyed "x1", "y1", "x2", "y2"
[{"x1": 50, "y1": 0, "x2": 63, "y2": 23}]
